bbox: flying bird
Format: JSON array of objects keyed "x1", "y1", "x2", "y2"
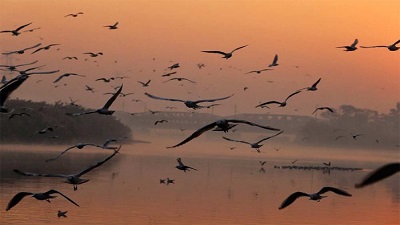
[
  {"x1": 58, "y1": 210, "x2": 68, "y2": 218},
  {"x1": 145, "y1": 92, "x2": 234, "y2": 109},
  {"x1": 0, "y1": 75, "x2": 29, "y2": 113},
  {"x1": 154, "y1": 119, "x2": 168, "y2": 125},
  {"x1": 31, "y1": 44, "x2": 60, "y2": 54},
  {"x1": 201, "y1": 45, "x2": 248, "y2": 59},
  {"x1": 0, "y1": 60, "x2": 38, "y2": 71},
  {"x1": 167, "y1": 119, "x2": 280, "y2": 148},
  {"x1": 355, "y1": 162, "x2": 400, "y2": 188},
  {"x1": 245, "y1": 68, "x2": 273, "y2": 74},
  {"x1": 63, "y1": 56, "x2": 78, "y2": 60},
  {"x1": 278, "y1": 187, "x2": 352, "y2": 210},
  {"x1": 161, "y1": 71, "x2": 177, "y2": 77},
  {"x1": 163, "y1": 77, "x2": 196, "y2": 83},
  {"x1": 23, "y1": 27, "x2": 41, "y2": 33},
  {"x1": 9, "y1": 112, "x2": 31, "y2": 120},
  {"x1": 336, "y1": 39, "x2": 358, "y2": 51},
  {"x1": 138, "y1": 80, "x2": 151, "y2": 87},
  {"x1": 0, "y1": 22, "x2": 32, "y2": 36},
  {"x1": 256, "y1": 90, "x2": 302, "y2": 108},
  {"x1": 2, "y1": 43, "x2": 41, "y2": 55},
  {"x1": 53, "y1": 73, "x2": 85, "y2": 83},
  {"x1": 299, "y1": 78, "x2": 321, "y2": 91},
  {"x1": 16, "y1": 147, "x2": 120, "y2": 190},
  {"x1": 360, "y1": 40, "x2": 400, "y2": 51},
  {"x1": 352, "y1": 134, "x2": 364, "y2": 140},
  {"x1": 79, "y1": 85, "x2": 123, "y2": 115},
  {"x1": 223, "y1": 131, "x2": 284, "y2": 152},
  {"x1": 104, "y1": 22, "x2": 119, "y2": 29},
  {"x1": 83, "y1": 52, "x2": 103, "y2": 57},
  {"x1": 6, "y1": 189, "x2": 79, "y2": 211},
  {"x1": 259, "y1": 161, "x2": 267, "y2": 166},
  {"x1": 176, "y1": 158, "x2": 197, "y2": 172},
  {"x1": 268, "y1": 54, "x2": 279, "y2": 67},
  {"x1": 85, "y1": 85, "x2": 95, "y2": 93},
  {"x1": 65, "y1": 12, "x2": 84, "y2": 17},
  {"x1": 168, "y1": 63, "x2": 180, "y2": 70},
  {"x1": 312, "y1": 107, "x2": 334, "y2": 115}
]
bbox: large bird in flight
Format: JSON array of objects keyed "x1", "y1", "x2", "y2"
[
  {"x1": 336, "y1": 39, "x2": 358, "y2": 51},
  {"x1": 0, "y1": 22, "x2": 32, "y2": 36},
  {"x1": 256, "y1": 90, "x2": 302, "y2": 108},
  {"x1": 360, "y1": 39, "x2": 400, "y2": 51},
  {"x1": 201, "y1": 45, "x2": 248, "y2": 59}
]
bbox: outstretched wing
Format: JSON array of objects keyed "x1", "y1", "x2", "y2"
[
  {"x1": 227, "y1": 119, "x2": 281, "y2": 131},
  {"x1": 45, "y1": 144, "x2": 101, "y2": 162},
  {"x1": 311, "y1": 78, "x2": 321, "y2": 89},
  {"x1": 13, "y1": 169, "x2": 67, "y2": 178},
  {"x1": 177, "y1": 158, "x2": 185, "y2": 166},
  {"x1": 255, "y1": 101, "x2": 281, "y2": 108},
  {"x1": 167, "y1": 121, "x2": 218, "y2": 148},
  {"x1": 0, "y1": 75, "x2": 28, "y2": 107},
  {"x1": 272, "y1": 54, "x2": 278, "y2": 64},
  {"x1": 222, "y1": 136, "x2": 252, "y2": 145},
  {"x1": 46, "y1": 190, "x2": 80, "y2": 207},
  {"x1": 195, "y1": 94, "x2": 234, "y2": 104},
  {"x1": 201, "y1": 50, "x2": 228, "y2": 56},
  {"x1": 256, "y1": 131, "x2": 284, "y2": 144},
  {"x1": 355, "y1": 163, "x2": 400, "y2": 188},
  {"x1": 145, "y1": 92, "x2": 185, "y2": 102},
  {"x1": 279, "y1": 192, "x2": 309, "y2": 210},
  {"x1": 6, "y1": 192, "x2": 33, "y2": 211},
  {"x1": 351, "y1": 39, "x2": 358, "y2": 48},
  {"x1": 77, "y1": 146, "x2": 121, "y2": 176},
  {"x1": 231, "y1": 45, "x2": 248, "y2": 53},
  {"x1": 317, "y1": 187, "x2": 352, "y2": 196},
  {"x1": 284, "y1": 90, "x2": 302, "y2": 102},
  {"x1": 102, "y1": 84, "x2": 123, "y2": 109},
  {"x1": 53, "y1": 75, "x2": 66, "y2": 83},
  {"x1": 15, "y1": 22, "x2": 33, "y2": 32}
]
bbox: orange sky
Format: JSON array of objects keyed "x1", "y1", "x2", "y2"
[{"x1": 0, "y1": 0, "x2": 399, "y2": 116}]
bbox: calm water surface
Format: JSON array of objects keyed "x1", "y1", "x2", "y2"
[{"x1": 0, "y1": 140, "x2": 399, "y2": 225}]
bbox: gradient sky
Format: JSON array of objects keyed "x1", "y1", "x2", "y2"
[{"x1": 1, "y1": 0, "x2": 399, "y2": 116}]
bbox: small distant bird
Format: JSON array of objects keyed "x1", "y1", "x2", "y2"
[
  {"x1": 96, "y1": 77, "x2": 115, "y2": 83},
  {"x1": 104, "y1": 22, "x2": 119, "y2": 29},
  {"x1": 256, "y1": 90, "x2": 302, "y2": 108},
  {"x1": 223, "y1": 131, "x2": 284, "y2": 152},
  {"x1": 176, "y1": 158, "x2": 197, "y2": 172},
  {"x1": 31, "y1": 126, "x2": 55, "y2": 136},
  {"x1": 299, "y1": 78, "x2": 321, "y2": 91},
  {"x1": 312, "y1": 107, "x2": 334, "y2": 115},
  {"x1": 166, "y1": 178, "x2": 175, "y2": 185},
  {"x1": 336, "y1": 39, "x2": 358, "y2": 51},
  {"x1": 57, "y1": 210, "x2": 68, "y2": 218},
  {"x1": 197, "y1": 63, "x2": 205, "y2": 69},
  {"x1": 65, "y1": 12, "x2": 84, "y2": 17},
  {"x1": 243, "y1": 87, "x2": 248, "y2": 91},
  {"x1": 323, "y1": 162, "x2": 331, "y2": 166},
  {"x1": 6, "y1": 189, "x2": 80, "y2": 211},
  {"x1": 147, "y1": 109, "x2": 160, "y2": 115},
  {"x1": 0, "y1": 60, "x2": 38, "y2": 71},
  {"x1": 161, "y1": 71, "x2": 177, "y2": 77},
  {"x1": 9, "y1": 112, "x2": 31, "y2": 120},
  {"x1": 167, "y1": 119, "x2": 280, "y2": 148},
  {"x1": 259, "y1": 161, "x2": 267, "y2": 166},
  {"x1": 23, "y1": 27, "x2": 41, "y2": 33},
  {"x1": 160, "y1": 179, "x2": 166, "y2": 184},
  {"x1": 163, "y1": 77, "x2": 196, "y2": 83},
  {"x1": 278, "y1": 187, "x2": 352, "y2": 210},
  {"x1": 168, "y1": 63, "x2": 180, "y2": 70},
  {"x1": 63, "y1": 56, "x2": 78, "y2": 60},
  {"x1": 53, "y1": 73, "x2": 85, "y2": 83},
  {"x1": 79, "y1": 85, "x2": 123, "y2": 115},
  {"x1": 355, "y1": 162, "x2": 400, "y2": 188},
  {"x1": 2, "y1": 43, "x2": 41, "y2": 55},
  {"x1": 352, "y1": 134, "x2": 364, "y2": 140},
  {"x1": 246, "y1": 68, "x2": 273, "y2": 74},
  {"x1": 268, "y1": 54, "x2": 279, "y2": 67},
  {"x1": 201, "y1": 45, "x2": 248, "y2": 59},
  {"x1": 45, "y1": 142, "x2": 116, "y2": 162},
  {"x1": 83, "y1": 52, "x2": 103, "y2": 57},
  {"x1": 154, "y1": 119, "x2": 168, "y2": 125},
  {"x1": 68, "y1": 97, "x2": 79, "y2": 106},
  {"x1": 0, "y1": 22, "x2": 32, "y2": 36},
  {"x1": 31, "y1": 44, "x2": 60, "y2": 54},
  {"x1": 360, "y1": 40, "x2": 400, "y2": 51},
  {"x1": 291, "y1": 159, "x2": 298, "y2": 164},
  {"x1": 138, "y1": 79, "x2": 151, "y2": 87},
  {"x1": 85, "y1": 85, "x2": 95, "y2": 93}
]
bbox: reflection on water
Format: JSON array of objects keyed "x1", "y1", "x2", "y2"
[{"x1": 0, "y1": 143, "x2": 399, "y2": 225}]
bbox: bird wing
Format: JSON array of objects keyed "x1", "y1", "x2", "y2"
[
  {"x1": 181, "y1": 78, "x2": 196, "y2": 83},
  {"x1": 167, "y1": 121, "x2": 218, "y2": 148},
  {"x1": 272, "y1": 54, "x2": 278, "y2": 64},
  {"x1": 318, "y1": 187, "x2": 352, "y2": 196},
  {"x1": 351, "y1": 39, "x2": 359, "y2": 48},
  {"x1": 227, "y1": 119, "x2": 281, "y2": 131},
  {"x1": 231, "y1": 45, "x2": 248, "y2": 53},
  {"x1": 256, "y1": 131, "x2": 284, "y2": 144},
  {"x1": 102, "y1": 84, "x2": 123, "y2": 109},
  {"x1": 46, "y1": 190, "x2": 80, "y2": 207},
  {"x1": 195, "y1": 94, "x2": 234, "y2": 104},
  {"x1": 255, "y1": 101, "x2": 282, "y2": 108},
  {"x1": 311, "y1": 78, "x2": 321, "y2": 88},
  {"x1": 201, "y1": 50, "x2": 228, "y2": 56},
  {"x1": 53, "y1": 75, "x2": 65, "y2": 83},
  {"x1": 311, "y1": 108, "x2": 319, "y2": 115},
  {"x1": 45, "y1": 145, "x2": 80, "y2": 162},
  {"x1": 77, "y1": 146, "x2": 121, "y2": 176},
  {"x1": 285, "y1": 90, "x2": 302, "y2": 102},
  {"x1": 0, "y1": 75, "x2": 28, "y2": 107},
  {"x1": 6, "y1": 192, "x2": 33, "y2": 211},
  {"x1": 322, "y1": 107, "x2": 334, "y2": 113},
  {"x1": 144, "y1": 92, "x2": 185, "y2": 102},
  {"x1": 31, "y1": 48, "x2": 43, "y2": 54},
  {"x1": 392, "y1": 40, "x2": 400, "y2": 46},
  {"x1": 279, "y1": 192, "x2": 310, "y2": 210},
  {"x1": 355, "y1": 163, "x2": 400, "y2": 188},
  {"x1": 222, "y1": 136, "x2": 252, "y2": 145},
  {"x1": 114, "y1": 22, "x2": 119, "y2": 27},
  {"x1": 13, "y1": 169, "x2": 67, "y2": 178},
  {"x1": 15, "y1": 22, "x2": 33, "y2": 31},
  {"x1": 24, "y1": 43, "x2": 42, "y2": 51},
  {"x1": 177, "y1": 158, "x2": 185, "y2": 166}
]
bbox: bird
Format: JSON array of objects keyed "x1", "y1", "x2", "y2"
[
  {"x1": 31, "y1": 44, "x2": 60, "y2": 54},
  {"x1": 53, "y1": 73, "x2": 85, "y2": 83},
  {"x1": 161, "y1": 71, "x2": 177, "y2": 77},
  {"x1": 0, "y1": 60, "x2": 38, "y2": 71},
  {"x1": 138, "y1": 80, "x2": 151, "y2": 87},
  {"x1": 154, "y1": 119, "x2": 168, "y2": 125},
  {"x1": 31, "y1": 126, "x2": 56, "y2": 137},
  {"x1": 68, "y1": 97, "x2": 79, "y2": 106},
  {"x1": 222, "y1": 131, "x2": 284, "y2": 153},
  {"x1": 8, "y1": 112, "x2": 31, "y2": 120},
  {"x1": 259, "y1": 161, "x2": 267, "y2": 166},
  {"x1": 0, "y1": 22, "x2": 32, "y2": 36},
  {"x1": 63, "y1": 56, "x2": 78, "y2": 60},
  {"x1": 355, "y1": 162, "x2": 400, "y2": 188},
  {"x1": 85, "y1": 85, "x2": 95, "y2": 93},
  {"x1": 166, "y1": 178, "x2": 175, "y2": 185},
  {"x1": 312, "y1": 107, "x2": 334, "y2": 115},
  {"x1": 256, "y1": 90, "x2": 302, "y2": 108},
  {"x1": 245, "y1": 68, "x2": 273, "y2": 74},
  {"x1": 104, "y1": 22, "x2": 119, "y2": 29},
  {"x1": 2, "y1": 43, "x2": 41, "y2": 55},
  {"x1": 201, "y1": 45, "x2": 248, "y2": 59},
  {"x1": 197, "y1": 63, "x2": 205, "y2": 69},
  {"x1": 0, "y1": 75, "x2": 29, "y2": 113},
  {"x1": 162, "y1": 77, "x2": 196, "y2": 83},
  {"x1": 23, "y1": 27, "x2": 41, "y2": 33},
  {"x1": 352, "y1": 134, "x2": 364, "y2": 140},
  {"x1": 83, "y1": 52, "x2": 103, "y2": 57},
  {"x1": 279, "y1": 187, "x2": 352, "y2": 210},
  {"x1": 268, "y1": 54, "x2": 279, "y2": 67},
  {"x1": 323, "y1": 162, "x2": 331, "y2": 166},
  {"x1": 57, "y1": 210, "x2": 68, "y2": 218},
  {"x1": 176, "y1": 158, "x2": 197, "y2": 172},
  {"x1": 79, "y1": 85, "x2": 123, "y2": 115},
  {"x1": 160, "y1": 178, "x2": 166, "y2": 184},
  {"x1": 167, "y1": 119, "x2": 280, "y2": 148},
  {"x1": 145, "y1": 92, "x2": 234, "y2": 109},
  {"x1": 6, "y1": 189, "x2": 79, "y2": 211},
  {"x1": 16, "y1": 147, "x2": 120, "y2": 191},
  {"x1": 299, "y1": 78, "x2": 321, "y2": 91},
  {"x1": 96, "y1": 77, "x2": 115, "y2": 83},
  {"x1": 168, "y1": 63, "x2": 180, "y2": 70},
  {"x1": 291, "y1": 159, "x2": 298, "y2": 164},
  {"x1": 65, "y1": 12, "x2": 83, "y2": 17},
  {"x1": 336, "y1": 39, "x2": 358, "y2": 51},
  {"x1": 360, "y1": 40, "x2": 400, "y2": 51}
]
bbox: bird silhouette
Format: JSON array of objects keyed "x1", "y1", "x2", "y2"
[
  {"x1": 268, "y1": 54, "x2": 279, "y2": 67},
  {"x1": 79, "y1": 85, "x2": 123, "y2": 115},
  {"x1": 2, "y1": 43, "x2": 41, "y2": 55},
  {"x1": 222, "y1": 131, "x2": 284, "y2": 152},
  {"x1": 104, "y1": 22, "x2": 119, "y2": 29},
  {"x1": 312, "y1": 107, "x2": 334, "y2": 115},
  {"x1": 336, "y1": 39, "x2": 358, "y2": 51},
  {"x1": 355, "y1": 162, "x2": 400, "y2": 188},
  {"x1": 299, "y1": 78, "x2": 321, "y2": 91},
  {"x1": 65, "y1": 12, "x2": 84, "y2": 17},
  {"x1": 31, "y1": 44, "x2": 60, "y2": 54},
  {"x1": 256, "y1": 90, "x2": 302, "y2": 108},
  {"x1": 0, "y1": 22, "x2": 32, "y2": 36},
  {"x1": 176, "y1": 158, "x2": 197, "y2": 172},
  {"x1": 138, "y1": 80, "x2": 151, "y2": 87},
  {"x1": 53, "y1": 73, "x2": 85, "y2": 83},
  {"x1": 360, "y1": 39, "x2": 399, "y2": 51},
  {"x1": 201, "y1": 45, "x2": 248, "y2": 59}
]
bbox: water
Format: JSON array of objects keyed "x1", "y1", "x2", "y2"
[{"x1": 0, "y1": 141, "x2": 399, "y2": 225}]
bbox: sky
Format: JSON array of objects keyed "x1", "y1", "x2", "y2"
[{"x1": 0, "y1": 0, "x2": 399, "y2": 117}]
